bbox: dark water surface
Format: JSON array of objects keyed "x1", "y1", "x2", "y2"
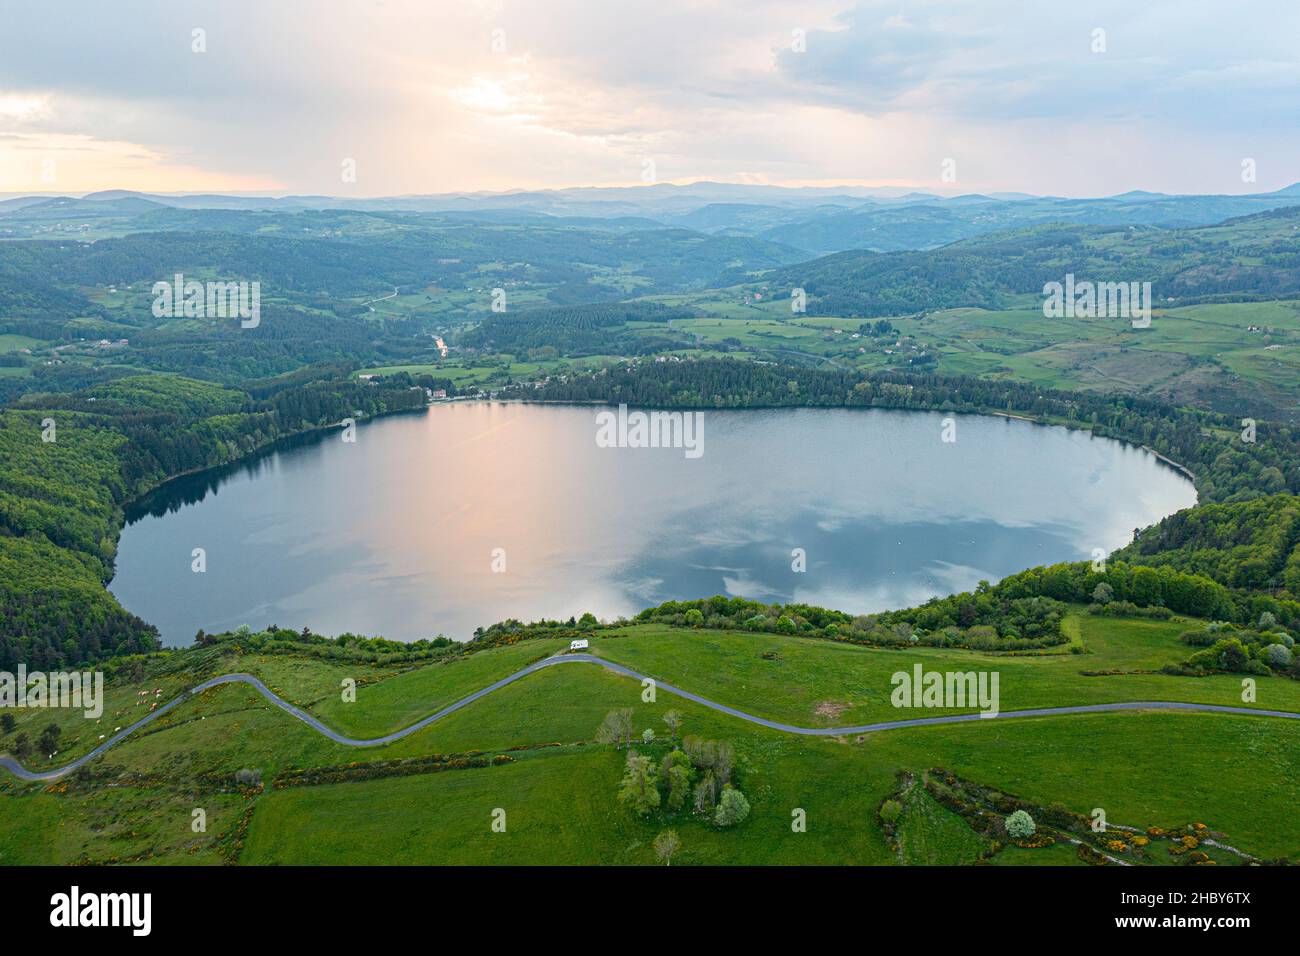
[{"x1": 110, "y1": 403, "x2": 1197, "y2": 644}]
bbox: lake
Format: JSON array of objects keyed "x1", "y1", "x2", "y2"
[{"x1": 110, "y1": 402, "x2": 1198, "y2": 645}]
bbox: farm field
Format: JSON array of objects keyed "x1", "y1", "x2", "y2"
[
  {"x1": 354, "y1": 356, "x2": 623, "y2": 386},
  {"x1": 614, "y1": 292, "x2": 1300, "y2": 418}
]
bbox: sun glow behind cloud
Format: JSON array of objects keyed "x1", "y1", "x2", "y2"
[{"x1": 452, "y1": 76, "x2": 529, "y2": 116}]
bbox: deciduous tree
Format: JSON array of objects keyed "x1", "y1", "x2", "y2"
[
  {"x1": 596, "y1": 708, "x2": 634, "y2": 749},
  {"x1": 618, "y1": 750, "x2": 660, "y2": 816},
  {"x1": 654, "y1": 830, "x2": 680, "y2": 866},
  {"x1": 714, "y1": 785, "x2": 751, "y2": 828}
]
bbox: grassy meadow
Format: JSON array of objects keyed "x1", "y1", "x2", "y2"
[{"x1": 4, "y1": 612, "x2": 1300, "y2": 866}]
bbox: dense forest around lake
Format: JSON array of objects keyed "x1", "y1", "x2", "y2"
[
  {"x1": 0, "y1": 369, "x2": 426, "y2": 670},
  {"x1": 460, "y1": 301, "x2": 696, "y2": 357}
]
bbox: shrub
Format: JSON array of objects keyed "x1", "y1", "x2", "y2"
[
  {"x1": 879, "y1": 799, "x2": 903, "y2": 825},
  {"x1": 1005, "y1": 810, "x2": 1036, "y2": 839},
  {"x1": 235, "y1": 768, "x2": 262, "y2": 788},
  {"x1": 683, "y1": 609, "x2": 704, "y2": 627},
  {"x1": 774, "y1": 615, "x2": 796, "y2": 634},
  {"x1": 1091, "y1": 582, "x2": 1114, "y2": 605},
  {"x1": 1090, "y1": 601, "x2": 1174, "y2": 620},
  {"x1": 1187, "y1": 637, "x2": 1262, "y2": 674},
  {"x1": 714, "y1": 785, "x2": 751, "y2": 827},
  {"x1": 1266, "y1": 643, "x2": 1293, "y2": 668},
  {"x1": 1259, "y1": 611, "x2": 1278, "y2": 630},
  {"x1": 1179, "y1": 628, "x2": 1218, "y2": 647},
  {"x1": 38, "y1": 723, "x2": 61, "y2": 755}
]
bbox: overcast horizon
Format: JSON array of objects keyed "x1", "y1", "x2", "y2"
[{"x1": 2, "y1": 1, "x2": 1299, "y2": 197}]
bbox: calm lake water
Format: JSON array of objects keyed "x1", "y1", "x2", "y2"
[{"x1": 110, "y1": 402, "x2": 1197, "y2": 645}]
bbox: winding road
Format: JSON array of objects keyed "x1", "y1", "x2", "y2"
[{"x1": 4, "y1": 652, "x2": 1299, "y2": 782}]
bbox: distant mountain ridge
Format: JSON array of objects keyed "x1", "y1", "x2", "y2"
[{"x1": 4, "y1": 181, "x2": 1300, "y2": 255}]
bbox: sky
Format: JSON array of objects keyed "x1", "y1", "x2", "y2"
[{"x1": 1, "y1": 0, "x2": 1297, "y2": 197}]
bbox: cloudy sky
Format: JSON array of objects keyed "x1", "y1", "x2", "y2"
[{"x1": 1, "y1": 0, "x2": 1297, "y2": 197}]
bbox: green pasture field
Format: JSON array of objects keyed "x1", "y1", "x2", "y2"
[
  {"x1": 584, "y1": 615, "x2": 1300, "y2": 726},
  {"x1": 0, "y1": 334, "x2": 41, "y2": 353},
  {"x1": 4, "y1": 613, "x2": 1299, "y2": 865}
]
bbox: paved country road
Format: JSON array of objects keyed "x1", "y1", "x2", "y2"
[{"x1": 4, "y1": 652, "x2": 1299, "y2": 782}]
